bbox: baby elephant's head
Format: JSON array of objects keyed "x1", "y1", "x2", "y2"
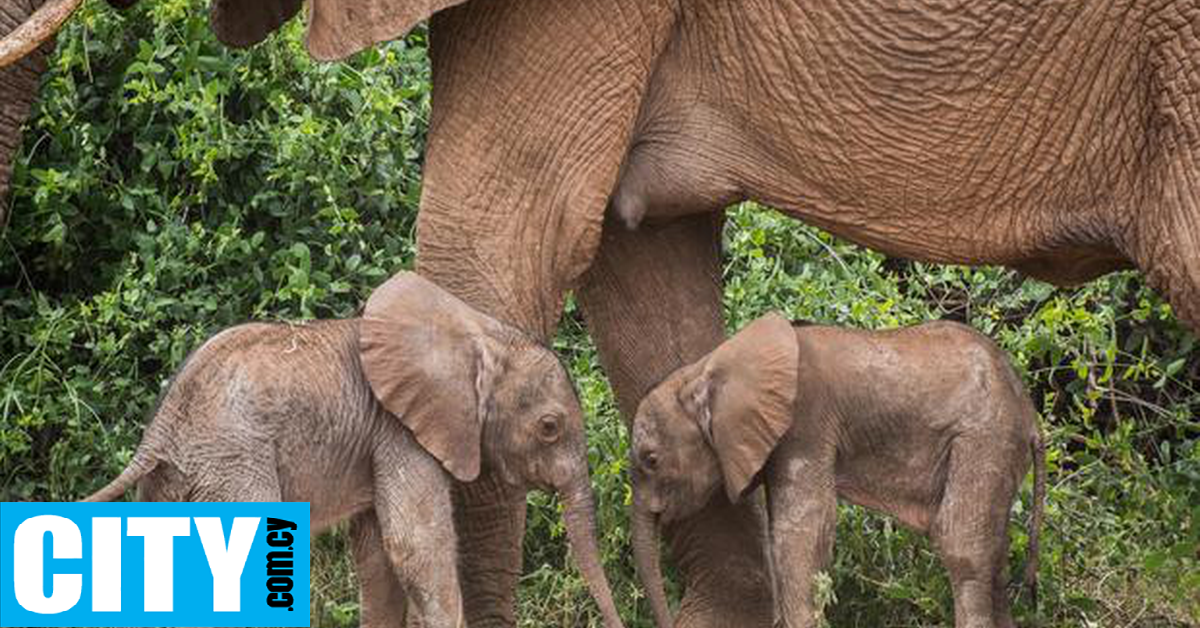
[
  {"x1": 629, "y1": 313, "x2": 798, "y2": 628},
  {"x1": 358, "y1": 271, "x2": 622, "y2": 628}
]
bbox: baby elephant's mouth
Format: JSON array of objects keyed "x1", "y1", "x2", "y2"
[{"x1": 636, "y1": 490, "x2": 668, "y2": 518}]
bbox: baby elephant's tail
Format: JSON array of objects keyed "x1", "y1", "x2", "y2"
[
  {"x1": 82, "y1": 453, "x2": 158, "y2": 502},
  {"x1": 1023, "y1": 433, "x2": 1047, "y2": 610}
]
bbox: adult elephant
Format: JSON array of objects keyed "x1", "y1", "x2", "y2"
[{"x1": 3, "y1": 0, "x2": 1198, "y2": 626}]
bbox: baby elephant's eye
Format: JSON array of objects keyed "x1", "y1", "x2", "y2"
[
  {"x1": 537, "y1": 415, "x2": 561, "y2": 442},
  {"x1": 643, "y1": 451, "x2": 659, "y2": 472}
]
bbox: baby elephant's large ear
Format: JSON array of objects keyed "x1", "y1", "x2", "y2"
[
  {"x1": 359, "y1": 272, "x2": 506, "y2": 482},
  {"x1": 678, "y1": 313, "x2": 799, "y2": 502}
]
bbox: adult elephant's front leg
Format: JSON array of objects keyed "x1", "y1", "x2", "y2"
[
  {"x1": 578, "y1": 212, "x2": 775, "y2": 628},
  {"x1": 451, "y1": 475, "x2": 525, "y2": 627},
  {"x1": 414, "y1": 3, "x2": 679, "y2": 624}
]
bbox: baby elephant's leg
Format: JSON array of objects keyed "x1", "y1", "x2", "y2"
[
  {"x1": 932, "y1": 440, "x2": 1022, "y2": 628},
  {"x1": 188, "y1": 446, "x2": 283, "y2": 503},
  {"x1": 351, "y1": 511, "x2": 414, "y2": 628},
  {"x1": 767, "y1": 456, "x2": 838, "y2": 628},
  {"x1": 135, "y1": 460, "x2": 191, "y2": 502},
  {"x1": 372, "y1": 441, "x2": 462, "y2": 628}
]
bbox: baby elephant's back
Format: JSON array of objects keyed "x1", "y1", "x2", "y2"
[
  {"x1": 895, "y1": 321, "x2": 1036, "y2": 438},
  {"x1": 152, "y1": 319, "x2": 388, "y2": 476},
  {"x1": 161, "y1": 320, "x2": 370, "y2": 426},
  {"x1": 797, "y1": 321, "x2": 1040, "y2": 530},
  {"x1": 799, "y1": 320, "x2": 1039, "y2": 441}
]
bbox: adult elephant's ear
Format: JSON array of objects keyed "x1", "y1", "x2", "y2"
[
  {"x1": 210, "y1": 0, "x2": 303, "y2": 49},
  {"x1": 210, "y1": 0, "x2": 474, "y2": 60},
  {"x1": 678, "y1": 313, "x2": 799, "y2": 502},
  {"x1": 360, "y1": 271, "x2": 507, "y2": 482},
  {"x1": 306, "y1": 0, "x2": 471, "y2": 61}
]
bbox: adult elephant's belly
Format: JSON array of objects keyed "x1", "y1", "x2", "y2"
[
  {"x1": 629, "y1": 0, "x2": 1158, "y2": 287},
  {"x1": 748, "y1": 0, "x2": 1155, "y2": 286},
  {"x1": 759, "y1": 187, "x2": 1138, "y2": 288}
]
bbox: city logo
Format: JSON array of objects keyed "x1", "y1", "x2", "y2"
[{"x1": 0, "y1": 502, "x2": 310, "y2": 627}]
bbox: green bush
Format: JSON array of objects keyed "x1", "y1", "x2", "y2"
[{"x1": 2, "y1": 2, "x2": 1197, "y2": 626}]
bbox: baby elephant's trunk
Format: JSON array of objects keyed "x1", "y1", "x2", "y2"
[
  {"x1": 560, "y1": 478, "x2": 625, "y2": 628},
  {"x1": 631, "y1": 506, "x2": 672, "y2": 628}
]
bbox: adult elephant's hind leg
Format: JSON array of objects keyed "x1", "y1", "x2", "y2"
[
  {"x1": 1134, "y1": 28, "x2": 1200, "y2": 335},
  {"x1": 579, "y1": 212, "x2": 775, "y2": 628},
  {"x1": 1130, "y1": 146, "x2": 1200, "y2": 335}
]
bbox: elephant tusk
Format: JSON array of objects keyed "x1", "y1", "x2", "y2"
[{"x1": 0, "y1": 0, "x2": 86, "y2": 68}]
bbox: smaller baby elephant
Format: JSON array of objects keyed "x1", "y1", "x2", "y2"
[
  {"x1": 630, "y1": 313, "x2": 1045, "y2": 628},
  {"x1": 85, "y1": 271, "x2": 624, "y2": 628}
]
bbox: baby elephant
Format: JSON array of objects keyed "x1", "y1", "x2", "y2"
[
  {"x1": 85, "y1": 271, "x2": 623, "y2": 628},
  {"x1": 630, "y1": 313, "x2": 1045, "y2": 628}
]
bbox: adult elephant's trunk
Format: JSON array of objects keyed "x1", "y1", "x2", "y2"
[
  {"x1": 2, "y1": 0, "x2": 59, "y2": 221},
  {"x1": 631, "y1": 507, "x2": 672, "y2": 628},
  {"x1": 560, "y1": 478, "x2": 624, "y2": 628},
  {"x1": 0, "y1": 0, "x2": 83, "y2": 68}
]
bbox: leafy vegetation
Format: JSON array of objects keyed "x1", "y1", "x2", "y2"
[{"x1": 2, "y1": 2, "x2": 1197, "y2": 626}]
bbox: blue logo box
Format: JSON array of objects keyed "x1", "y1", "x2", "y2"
[{"x1": 0, "y1": 502, "x2": 310, "y2": 627}]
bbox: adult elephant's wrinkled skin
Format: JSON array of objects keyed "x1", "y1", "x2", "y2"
[{"x1": 2, "y1": 0, "x2": 1197, "y2": 626}]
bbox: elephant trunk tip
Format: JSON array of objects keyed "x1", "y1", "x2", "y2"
[
  {"x1": 560, "y1": 483, "x2": 626, "y2": 628},
  {"x1": 632, "y1": 508, "x2": 673, "y2": 628}
]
